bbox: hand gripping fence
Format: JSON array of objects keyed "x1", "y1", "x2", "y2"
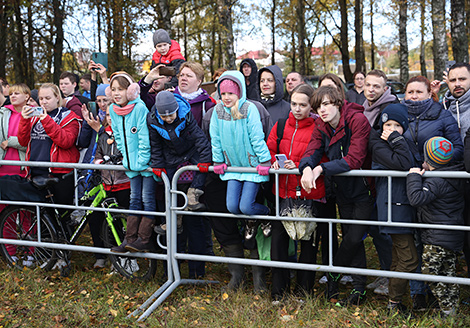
[{"x1": 1, "y1": 159, "x2": 470, "y2": 321}]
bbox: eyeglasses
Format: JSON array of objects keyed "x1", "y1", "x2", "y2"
[{"x1": 355, "y1": 77, "x2": 365, "y2": 81}]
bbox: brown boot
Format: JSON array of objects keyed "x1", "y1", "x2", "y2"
[
  {"x1": 111, "y1": 215, "x2": 140, "y2": 253},
  {"x1": 186, "y1": 188, "x2": 206, "y2": 211},
  {"x1": 125, "y1": 217, "x2": 155, "y2": 253}
]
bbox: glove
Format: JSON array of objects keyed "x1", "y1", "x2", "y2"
[
  {"x1": 152, "y1": 168, "x2": 167, "y2": 178},
  {"x1": 213, "y1": 163, "x2": 227, "y2": 175},
  {"x1": 197, "y1": 162, "x2": 211, "y2": 173},
  {"x1": 256, "y1": 164, "x2": 270, "y2": 176}
]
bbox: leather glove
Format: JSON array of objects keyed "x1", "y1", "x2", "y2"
[
  {"x1": 152, "y1": 168, "x2": 167, "y2": 178},
  {"x1": 213, "y1": 163, "x2": 227, "y2": 175},
  {"x1": 197, "y1": 163, "x2": 211, "y2": 173}
]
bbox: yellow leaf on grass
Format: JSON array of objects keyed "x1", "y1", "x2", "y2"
[
  {"x1": 110, "y1": 309, "x2": 118, "y2": 317},
  {"x1": 280, "y1": 315, "x2": 293, "y2": 321},
  {"x1": 80, "y1": 290, "x2": 87, "y2": 295},
  {"x1": 222, "y1": 293, "x2": 229, "y2": 300},
  {"x1": 107, "y1": 299, "x2": 113, "y2": 305}
]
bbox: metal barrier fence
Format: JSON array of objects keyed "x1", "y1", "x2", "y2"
[{"x1": 1, "y1": 160, "x2": 470, "y2": 321}]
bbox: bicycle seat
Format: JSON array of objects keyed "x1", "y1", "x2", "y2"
[{"x1": 31, "y1": 176, "x2": 60, "y2": 190}]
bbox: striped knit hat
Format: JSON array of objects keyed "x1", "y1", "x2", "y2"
[{"x1": 423, "y1": 136, "x2": 453, "y2": 168}]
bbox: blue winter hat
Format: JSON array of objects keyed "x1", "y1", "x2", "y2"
[
  {"x1": 379, "y1": 103, "x2": 409, "y2": 132},
  {"x1": 96, "y1": 84, "x2": 109, "y2": 97}
]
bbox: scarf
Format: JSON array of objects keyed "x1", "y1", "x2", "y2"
[
  {"x1": 180, "y1": 88, "x2": 203, "y2": 101},
  {"x1": 362, "y1": 88, "x2": 397, "y2": 126},
  {"x1": 260, "y1": 93, "x2": 275, "y2": 101},
  {"x1": 113, "y1": 103, "x2": 135, "y2": 116},
  {"x1": 404, "y1": 98, "x2": 433, "y2": 117}
]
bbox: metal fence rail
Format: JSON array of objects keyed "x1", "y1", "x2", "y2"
[{"x1": 0, "y1": 160, "x2": 470, "y2": 321}]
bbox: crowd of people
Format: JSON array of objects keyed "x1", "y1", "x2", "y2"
[{"x1": 1, "y1": 28, "x2": 470, "y2": 318}]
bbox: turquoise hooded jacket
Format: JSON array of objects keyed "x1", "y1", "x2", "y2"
[
  {"x1": 209, "y1": 70, "x2": 271, "y2": 183},
  {"x1": 110, "y1": 97, "x2": 153, "y2": 179}
]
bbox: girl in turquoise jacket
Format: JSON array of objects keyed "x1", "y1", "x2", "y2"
[
  {"x1": 210, "y1": 71, "x2": 271, "y2": 240},
  {"x1": 107, "y1": 72, "x2": 157, "y2": 253}
]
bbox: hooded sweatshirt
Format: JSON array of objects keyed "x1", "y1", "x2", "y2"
[
  {"x1": 257, "y1": 65, "x2": 290, "y2": 125},
  {"x1": 362, "y1": 88, "x2": 398, "y2": 130},
  {"x1": 239, "y1": 58, "x2": 259, "y2": 101},
  {"x1": 444, "y1": 88, "x2": 470, "y2": 141}
]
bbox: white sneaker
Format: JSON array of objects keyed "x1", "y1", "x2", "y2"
[
  {"x1": 319, "y1": 275, "x2": 328, "y2": 284},
  {"x1": 340, "y1": 275, "x2": 353, "y2": 285},
  {"x1": 23, "y1": 256, "x2": 35, "y2": 268},
  {"x1": 366, "y1": 276, "x2": 387, "y2": 289},
  {"x1": 11, "y1": 256, "x2": 18, "y2": 264},
  {"x1": 119, "y1": 258, "x2": 140, "y2": 274},
  {"x1": 93, "y1": 258, "x2": 107, "y2": 269}
]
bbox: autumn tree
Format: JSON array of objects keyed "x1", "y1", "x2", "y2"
[
  {"x1": 450, "y1": 0, "x2": 469, "y2": 63},
  {"x1": 432, "y1": 0, "x2": 448, "y2": 80},
  {"x1": 398, "y1": 0, "x2": 409, "y2": 83}
]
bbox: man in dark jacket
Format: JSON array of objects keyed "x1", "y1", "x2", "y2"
[
  {"x1": 240, "y1": 58, "x2": 259, "y2": 101},
  {"x1": 363, "y1": 70, "x2": 398, "y2": 130},
  {"x1": 407, "y1": 136, "x2": 465, "y2": 317}
]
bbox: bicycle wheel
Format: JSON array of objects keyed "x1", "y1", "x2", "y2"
[
  {"x1": 0, "y1": 206, "x2": 58, "y2": 270},
  {"x1": 101, "y1": 214, "x2": 157, "y2": 280}
]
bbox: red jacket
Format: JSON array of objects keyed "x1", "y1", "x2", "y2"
[
  {"x1": 267, "y1": 112, "x2": 325, "y2": 200},
  {"x1": 18, "y1": 108, "x2": 81, "y2": 176},
  {"x1": 151, "y1": 40, "x2": 185, "y2": 66}
]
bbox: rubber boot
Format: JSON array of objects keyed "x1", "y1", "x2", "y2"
[
  {"x1": 327, "y1": 272, "x2": 340, "y2": 302},
  {"x1": 187, "y1": 188, "x2": 206, "y2": 211},
  {"x1": 111, "y1": 215, "x2": 140, "y2": 253},
  {"x1": 125, "y1": 217, "x2": 155, "y2": 253},
  {"x1": 250, "y1": 248, "x2": 266, "y2": 294},
  {"x1": 222, "y1": 243, "x2": 245, "y2": 290}
]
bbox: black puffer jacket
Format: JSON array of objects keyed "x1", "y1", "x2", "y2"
[
  {"x1": 239, "y1": 58, "x2": 259, "y2": 101},
  {"x1": 406, "y1": 163, "x2": 465, "y2": 251},
  {"x1": 257, "y1": 65, "x2": 290, "y2": 125}
]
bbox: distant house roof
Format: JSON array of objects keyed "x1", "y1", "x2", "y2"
[
  {"x1": 377, "y1": 50, "x2": 398, "y2": 57},
  {"x1": 237, "y1": 50, "x2": 269, "y2": 60},
  {"x1": 310, "y1": 47, "x2": 340, "y2": 56}
]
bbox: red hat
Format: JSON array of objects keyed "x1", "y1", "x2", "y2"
[{"x1": 219, "y1": 79, "x2": 240, "y2": 98}]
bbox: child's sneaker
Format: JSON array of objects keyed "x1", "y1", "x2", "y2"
[
  {"x1": 336, "y1": 289, "x2": 367, "y2": 307},
  {"x1": 340, "y1": 275, "x2": 354, "y2": 285},
  {"x1": 319, "y1": 275, "x2": 328, "y2": 284},
  {"x1": 245, "y1": 220, "x2": 257, "y2": 240},
  {"x1": 154, "y1": 223, "x2": 167, "y2": 235},
  {"x1": 23, "y1": 256, "x2": 35, "y2": 268},
  {"x1": 187, "y1": 188, "x2": 206, "y2": 211},
  {"x1": 260, "y1": 221, "x2": 272, "y2": 237}
]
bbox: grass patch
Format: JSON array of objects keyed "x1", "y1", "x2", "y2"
[{"x1": 1, "y1": 232, "x2": 470, "y2": 327}]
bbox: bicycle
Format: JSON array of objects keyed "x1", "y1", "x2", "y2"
[{"x1": 0, "y1": 160, "x2": 158, "y2": 280}]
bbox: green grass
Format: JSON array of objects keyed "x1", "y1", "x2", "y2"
[{"x1": 1, "y1": 232, "x2": 470, "y2": 327}]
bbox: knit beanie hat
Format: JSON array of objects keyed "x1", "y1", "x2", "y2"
[
  {"x1": 379, "y1": 103, "x2": 409, "y2": 132},
  {"x1": 155, "y1": 90, "x2": 178, "y2": 116},
  {"x1": 30, "y1": 89, "x2": 39, "y2": 105},
  {"x1": 96, "y1": 84, "x2": 109, "y2": 97},
  {"x1": 424, "y1": 136, "x2": 453, "y2": 168},
  {"x1": 153, "y1": 29, "x2": 171, "y2": 47},
  {"x1": 219, "y1": 79, "x2": 240, "y2": 98}
]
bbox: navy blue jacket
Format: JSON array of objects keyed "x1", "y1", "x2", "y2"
[
  {"x1": 148, "y1": 93, "x2": 212, "y2": 168},
  {"x1": 407, "y1": 163, "x2": 465, "y2": 252},
  {"x1": 369, "y1": 129, "x2": 415, "y2": 234}
]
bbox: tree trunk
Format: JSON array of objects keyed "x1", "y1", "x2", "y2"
[
  {"x1": 291, "y1": 29, "x2": 296, "y2": 72},
  {"x1": 27, "y1": 5, "x2": 34, "y2": 87},
  {"x1": 432, "y1": 0, "x2": 448, "y2": 80},
  {"x1": 0, "y1": 1, "x2": 9, "y2": 78},
  {"x1": 97, "y1": 0, "x2": 102, "y2": 52},
  {"x1": 158, "y1": 0, "x2": 172, "y2": 32},
  {"x1": 52, "y1": 0, "x2": 65, "y2": 84},
  {"x1": 271, "y1": 0, "x2": 276, "y2": 66},
  {"x1": 370, "y1": 0, "x2": 375, "y2": 70},
  {"x1": 398, "y1": 0, "x2": 409, "y2": 84},
  {"x1": 419, "y1": 0, "x2": 427, "y2": 77},
  {"x1": 354, "y1": 0, "x2": 365, "y2": 73},
  {"x1": 12, "y1": 0, "x2": 27, "y2": 83},
  {"x1": 217, "y1": 0, "x2": 236, "y2": 69},
  {"x1": 339, "y1": 0, "x2": 352, "y2": 82},
  {"x1": 451, "y1": 0, "x2": 469, "y2": 62},
  {"x1": 296, "y1": 0, "x2": 306, "y2": 75},
  {"x1": 183, "y1": 2, "x2": 187, "y2": 60}
]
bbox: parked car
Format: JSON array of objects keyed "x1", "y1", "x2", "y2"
[{"x1": 387, "y1": 80, "x2": 405, "y2": 101}]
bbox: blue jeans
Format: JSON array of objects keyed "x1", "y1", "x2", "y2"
[
  {"x1": 130, "y1": 175, "x2": 157, "y2": 220},
  {"x1": 226, "y1": 180, "x2": 269, "y2": 215}
]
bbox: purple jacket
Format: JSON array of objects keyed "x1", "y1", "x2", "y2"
[
  {"x1": 174, "y1": 87, "x2": 216, "y2": 127},
  {"x1": 138, "y1": 77, "x2": 156, "y2": 111}
]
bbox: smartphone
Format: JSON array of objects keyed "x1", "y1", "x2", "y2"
[
  {"x1": 446, "y1": 60, "x2": 456, "y2": 70},
  {"x1": 275, "y1": 154, "x2": 288, "y2": 168},
  {"x1": 164, "y1": 82, "x2": 173, "y2": 90},
  {"x1": 91, "y1": 52, "x2": 108, "y2": 70},
  {"x1": 159, "y1": 66, "x2": 176, "y2": 76},
  {"x1": 87, "y1": 101, "x2": 98, "y2": 118},
  {"x1": 30, "y1": 106, "x2": 44, "y2": 117}
]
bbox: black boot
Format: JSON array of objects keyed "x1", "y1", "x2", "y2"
[
  {"x1": 125, "y1": 217, "x2": 155, "y2": 253},
  {"x1": 250, "y1": 248, "x2": 266, "y2": 294},
  {"x1": 223, "y1": 243, "x2": 245, "y2": 290},
  {"x1": 111, "y1": 215, "x2": 140, "y2": 253}
]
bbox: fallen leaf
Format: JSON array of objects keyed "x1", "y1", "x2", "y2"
[
  {"x1": 222, "y1": 293, "x2": 229, "y2": 300},
  {"x1": 109, "y1": 309, "x2": 118, "y2": 317}
]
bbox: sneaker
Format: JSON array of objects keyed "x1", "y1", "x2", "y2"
[
  {"x1": 93, "y1": 258, "x2": 107, "y2": 269},
  {"x1": 260, "y1": 222, "x2": 272, "y2": 238},
  {"x1": 388, "y1": 301, "x2": 414, "y2": 318},
  {"x1": 373, "y1": 278, "x2": 389, "y2": 295},
  {"x1": 245, "y1": 220, "x2": 257, "y2": 240},
  {"x1": 366, "y1": 276, "x2": 387, "y2": 289},
  {"x1": 340, "y1": 275, "x2": 353, "y2": 285},
  {"x1": 10, "y1": 256, "x2": 18, "y2": 265},
  {"x1": 154, "y1": 224, "x2": 167, "y2": 235},
  {"x1": 319, "y1": 275, "x2": 328, "y2": 284},
  {"x1": 326, "y1": 273, "x2": 340, "y2": 301},
  {"x1": 412, "y1": 294, "x2": 427, "y2": 312},
  {"x1": 336, "y1": 289, "x2": 367, "y2": 307},
  {"x1": 427, "y1": 292, "x2": 440, "y2": 309},
  {"x1": 23, "y1": 256, "x2": 35, "y2": 268}
]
